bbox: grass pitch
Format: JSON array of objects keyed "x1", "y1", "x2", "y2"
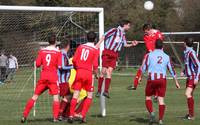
[{"x1": 0, "y1": 67, "x2": 200, "y2": 125}]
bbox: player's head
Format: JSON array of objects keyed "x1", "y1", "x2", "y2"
[
  {"x1": 155, "y1": 39, "x2": 163, "y2": 49},
  {"x1": 87, "y1": 31, "x2": 97, "y2": 43},
  {"x1": 61, "y1": 40, "x2": 70, "y2": 52},
  {"x1": 143, "y1": 23, "x2": 152, "y2": 32},
  {"x1": 184, "y1": 37, "x2": 194, "y2": 47},
  {"x1": 48, "y1": 33, "x2": 57, "y2": 45},
  {"x1": 119, "y1": 20, "x2": 131, "y2": 31}
]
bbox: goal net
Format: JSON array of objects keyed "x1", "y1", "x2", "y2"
[{"x1": 0, "y1": 5, "x2": 104, "y2": 120}]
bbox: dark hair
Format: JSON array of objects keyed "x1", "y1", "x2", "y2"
[
  {"x1": 119, "y1": 20, "x2": 131, "y2": 27},
  {"x1": 61, "y1": 40, "x2": 70, "y2": 49},
  {"x1": 155, "y1": 39, "x2": 163, "y2": 49},
  {"x1": 87, "y1": 31, "x2": 97, "y2": 42},
  {"x1": 143, "y1": 23, "x2": 152, "y2": 31},
  {"x1": 48, "y1": 33, "x2": 56, "y2": 45},
  {"x1": 184, "y1": 37, "x2": 194, "y2": 47}
]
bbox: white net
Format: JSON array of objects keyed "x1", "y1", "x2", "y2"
[{"x1": 0, "y1": 7, "x2": 102, "y2": 120}]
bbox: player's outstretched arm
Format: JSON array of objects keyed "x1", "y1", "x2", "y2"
[{"x1": 124, "y1": 40, "x2": 138, "y2": 47}]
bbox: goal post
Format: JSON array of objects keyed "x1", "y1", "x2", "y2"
[{"x1": 0, "y1": 5, "x2": 104, "y2": 119}]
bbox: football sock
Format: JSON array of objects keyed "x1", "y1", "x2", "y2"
[
  {"x1": 23, "y1": 99, "x2": 35, "y2": 118},
  {"x1": 70, "y1": 98, "x2": 77, "y2": 117},
  {"x1": 145, "y1": 100, "x2": 153, "y2": 113},
  {"x1": 134, "y1": 69, "x2": 142, "y2": 88},
  {"x1": 75, "y1": 99, "x2": 85, "y2": 114},
  {"x1": 65, "y1": 103, "x2": 70, "y2": 117},
  {"x1": 159, "y1": 105, "x2": 166, "y2": 120},
  {"x1": 81, "y1": 98, "x2": 92, "y2": 118},
  {"x1": 53, "y1": 101, "x2": 60, "y2": 119},
  {"x1": 105, "y1": 78, "x2": 111, "y2": 93},
  {"x1": 59, "y1": 100, "x2": 68, "y2": 115},
  {"x1": 98, "y1": 77, "x2": 104, "y2": 93},
  {"x1": 187, "y1": 97, "x2": 194, "y2": 117}
]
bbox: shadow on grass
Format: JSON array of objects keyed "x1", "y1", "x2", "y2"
[
  {"x1": 90, "y1": 114, "x2": 105, "y2": 118},
  {"x1": 28, "y1": 118, "x2": 52, "y2": 123}
]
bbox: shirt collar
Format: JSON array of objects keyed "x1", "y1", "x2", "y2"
[
  {"x1": 61, "y1": 49, "x2": 67, "y2": 54},
  {"x1": 186, "y1": 46, "x2": 193, "y2": 51},
  {"x1": 154, "y1": 49, "x2": 163, "y2": 52},
  {"x1": 118, "y1": 26, "x2": 125, "y2": 34}
]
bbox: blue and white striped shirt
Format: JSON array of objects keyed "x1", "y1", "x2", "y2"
[
  {"x1": 58, "y1": 49, "x2": 73, "y2": 84},
  {"x1": 183, "y1": 47, "x2": 200, "y2": 80},
  {"x1": 104, "y1": 26, "x2": 127, "y2": 52},
  {"x1": 142, "y1": 49, "x2": 176, "y2": 80}
]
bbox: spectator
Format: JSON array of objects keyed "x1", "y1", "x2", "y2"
[
  {"x1": 0, "y1": 51, "x2": 8, "y2": 84},
  {"x1": 6, "y1": 53, "x2": 18, "y2": 82}
]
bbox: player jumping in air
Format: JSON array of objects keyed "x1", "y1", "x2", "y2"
[
  {"x1": 58, "y1": 41, "x2": 74, "y2": 120},
  {"x1": 21, "y1": 33, "x2": 62, "y2": 123},
  {"x1": 96, "y1": 20, "x2": 138, "y2": 98},
  {"x1": 181, "y1": 38, "x2": 200, "y2": 120},
  {"x1": 68, "y1": 31, "x2": 99, "y2": 123},
  {"x1": 133, "y1": 23, "x2": 164, "y2": 89},
  {"x1": 130, "y1": 39, "x2": 180, "y2": 125}
]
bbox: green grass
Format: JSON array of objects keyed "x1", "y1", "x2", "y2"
[{"x1": 0, "y1": 67, "x2": 200, "y2": 125}]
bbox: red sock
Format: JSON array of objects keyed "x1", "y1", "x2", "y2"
[
  {"x1": 59, "y1": 100, "x2": 68, "y2": 115},
  {"x1": 65, "y1": 103, "x2": 70, "y2": 117},
  {"x1": 98, "y1": 77, "x2": 104, "y2": 93},
  {"x1": 159, "y1": 105, "x2": 166, "y2": 120},
  {"x1": 23, "y1": 99, "x2": 35, "y2": 118},
  {"x1": 81, "y1": 98, "x2": 92, "y2": 118},
  {"x1": 75, "y1": 99, "x2": 85, "y2": 114},
  {"x1": 134, "y1": 69, "x2": 142, "y2": 88},
  {"x1": 70, "y1": 98, "x2": 77, "y2": 117},
  {"x1": 53, "y1": 101, "x2": 60, "y2": 119},
  {"x1": 105, "y1": 78, "x2": 111, "y2": 93},
  {"x1": 187, "y1": 97, "x2": 194, "y2": 117},
  {"x1": 145, "y1": 100, "x2": 153, "y2": 113}
]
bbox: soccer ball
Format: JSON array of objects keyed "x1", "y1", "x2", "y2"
[{"x1": 144, "y1": 1, "x2": 154, "y2": 11}]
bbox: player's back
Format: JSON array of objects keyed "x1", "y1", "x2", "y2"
[
  {"x1": 36, "y1": 46, "x2": 61, "y2": 82},
  {"x1": 147, "y1": 49, "x2": 170, "y2": 75},
  {"x1": 73, "y1": 43, "x2": 99, "y2": 71}
]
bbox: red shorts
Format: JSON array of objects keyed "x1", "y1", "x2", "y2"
[
  {"x1": 102, "y1": 49, "x2": 118, "y2": 69},
  {"x1": 145, "y1": 79, "x2": 167, "y2": 97},
  {"x1": 72, "y1": 69, "x2": 93, "y2": 92},
  {"x1": 186, "y1": 78, "x2": 196, "y2": 89},
  {"x1": 34, "y1": 80, "x2": 59, "y2": 95},
  {"x1": 59, "y1": 83, "x2": 70, "y2": 97}
]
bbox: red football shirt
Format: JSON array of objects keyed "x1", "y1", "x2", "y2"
[
  {"x1": 72, "y1": 42, "x2": 99, "y2": 71},
  {"x1": 36, "y1": 46, "x2": 62, "y2": 82},
  {"x1": 143, "y1": 29, "x2": 164, "y2": 52}
]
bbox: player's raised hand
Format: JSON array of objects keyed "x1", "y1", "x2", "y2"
[
  {"x1": 131, "y1": 40, "x2": 138, "y2": 46},
  {"x1": 175, "y1": 80, "x2": 181, "y2": 89},
  {"x1": 95, "y1": 36, "x2": 105, "y2": 48},
  {"x1": 127, "y1": 85, "x2": 136, "y2": 90},
  {"x1": 180, "y1": 71, "x2": 185, "y2": 77}
]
